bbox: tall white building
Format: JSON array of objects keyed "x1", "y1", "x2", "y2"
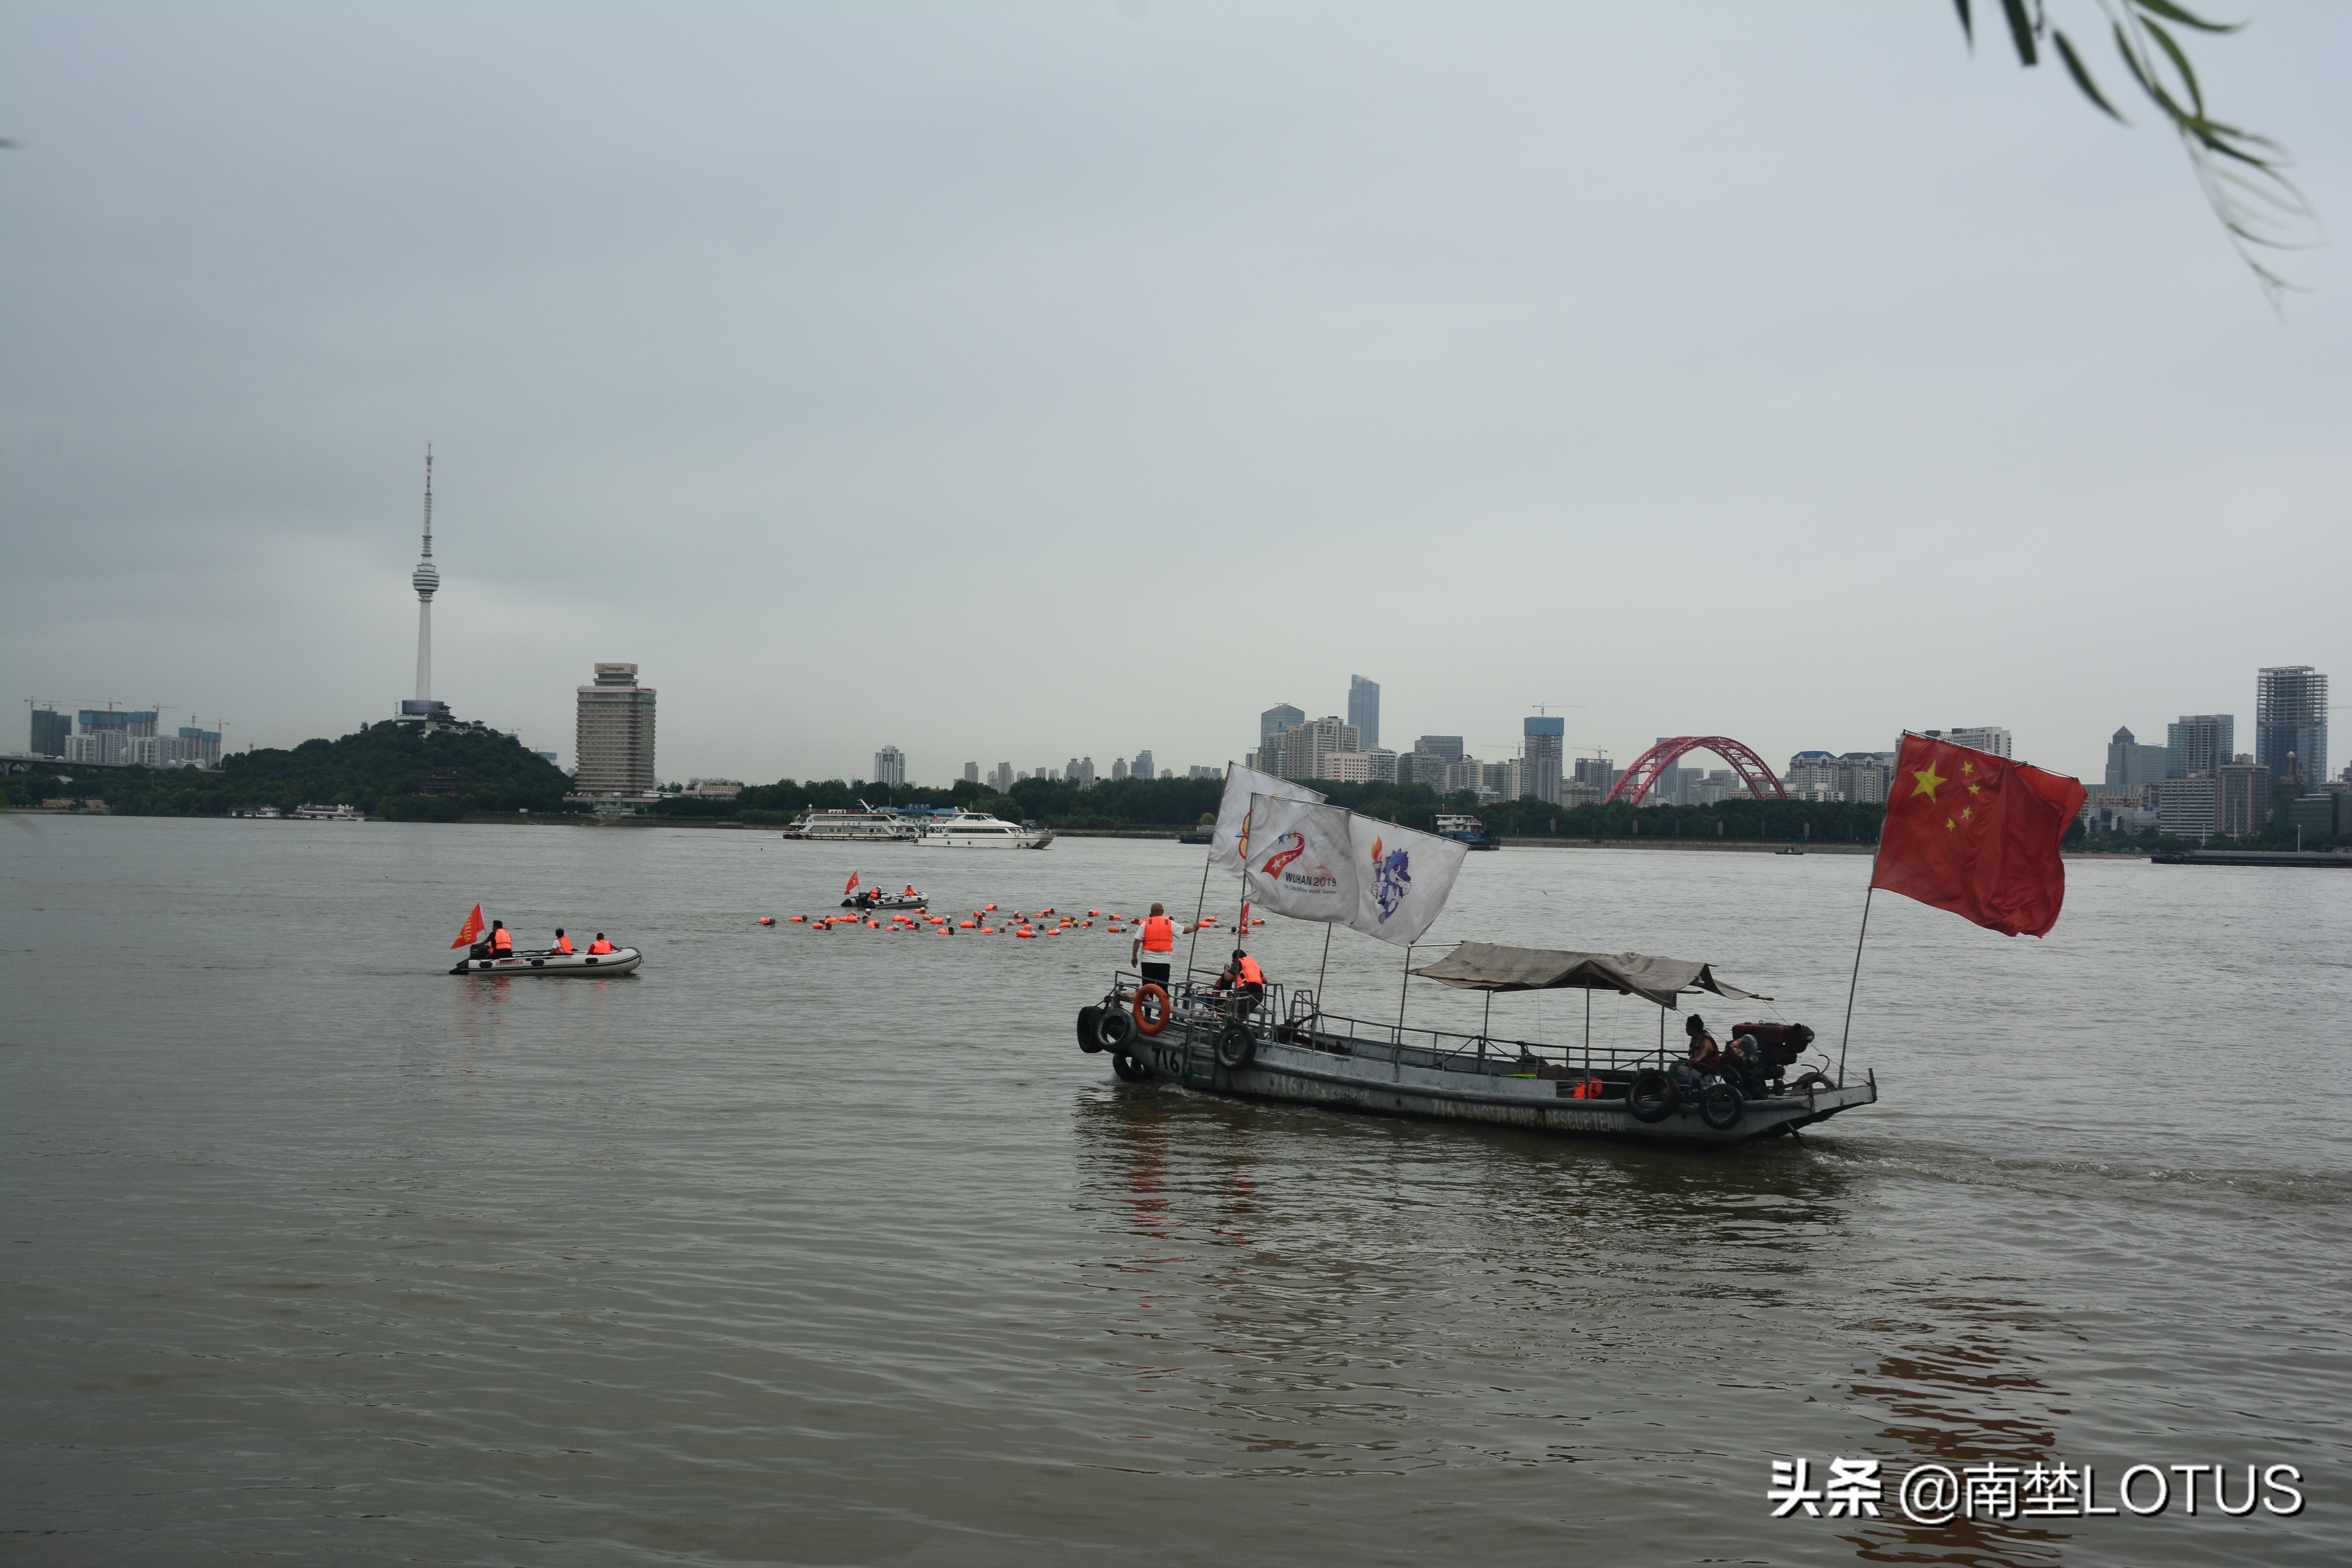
[
  {"x1": 874, "y1": 746, "x2": 906, "y2": 786},
  {"x1": 1937, "y1": 726, "x2": 2012, "y2": 759},
  {"x1": 573, "y1": 663, "x2": 657, "y2": 797},
  {"x1": 962, "y1": 762, "x2": 979, "y2": 783},
  {"x1": 1131, "y1": 749, "x2": 1154, "y2": 782}
]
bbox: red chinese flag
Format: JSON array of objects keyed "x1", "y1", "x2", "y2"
[
  {"x1": 844, "y1": 871, "x2": 860, "y2": 895},
  {"x1": 1871, "y1": 734, "x2": 2086, "y2": 938},
  {"x1": 450, "y1": 903, "x2": 485, "y2": 949}
]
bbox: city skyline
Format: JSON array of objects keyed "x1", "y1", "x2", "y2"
[{"x1": 4, "y1": 8, "x2": 2347, "y2": 786}]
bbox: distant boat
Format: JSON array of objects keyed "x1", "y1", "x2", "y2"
[
  {"x1": 1777, "y1": 847, "x2": 1806, "y2": 856},
  {"x1": 1435, "y1": 814, "x2": 1500, "y2": 850},
  {"x1": 782, "y1": 802, "x2": 923, "y2": 842},
  {"x1": 1177, "y1": 830, "x2": 1212, "y2": 844},
  {"x1": 914, "y1": 810, "x2": 1053, "y2": 849}
]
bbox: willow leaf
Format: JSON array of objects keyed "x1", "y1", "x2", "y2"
[
  {"x1": 2132, "y1": 0, "x2": 2241, "y2": 36},
  {"x1": 2142, "y1": 18, "x2": 2206, "y2": 118},
  {"x1": 2000, "y1": 0, "x2": 2038, "y2": 64},
  {"x1": 2052, "y1": 31, "x2": 2124, "y2": 121}
]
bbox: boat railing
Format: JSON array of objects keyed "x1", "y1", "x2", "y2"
[{"x1": 1103, "y1": 967, "x2": 1666, "y2": 1079}]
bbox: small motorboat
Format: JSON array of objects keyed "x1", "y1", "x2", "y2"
[
  {"x1": 451, "y1": 947, "x2": 642, "y2": 976},
  {"x1": 842, "y1": 891, "x2": 927, "y2": 910}
]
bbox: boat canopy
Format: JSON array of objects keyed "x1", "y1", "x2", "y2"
[{"x1": 1411, "y1": 943, "x2": 1768, "y2": 1009}]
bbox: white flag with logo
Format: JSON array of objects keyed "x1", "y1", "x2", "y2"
[
  {"x1": 1210, "y1": 765, "x2": 1325, "y2": 877},
  {"x1": 1345, "y1": 815, "x2": 1469, "y2": 946},
  {"x1": 1241, "y1": 793, "x2": 1359, "y2": 924}
]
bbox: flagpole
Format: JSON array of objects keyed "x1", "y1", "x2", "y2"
[
  {"x1": 1836, "y1": 887, "x2": 1875, "y2": 1087},
  {"x1": 1838, "y1": 733, "x2": 1904, "y2": 1088},
  {"x1": 1395, "y1": 943, "x2": 1414, "y2": 1045},
  {"x1": 1186, "y1": 764, "x2": 1229, "y2": 982},
  {"x1": 1314, "y1": 922, "x2": 1332, "y2": 1022}
]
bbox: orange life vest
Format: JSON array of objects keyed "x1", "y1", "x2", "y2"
[
  {"x1": 1236, "y1": 955, "x2": 1265, "y2": 987},
  {"x1": 1142, "y1": 915, "x2": 1176, "y2": 953},
  {"x1": 588, "y1": 938, "x2": 614, "y2": 955},
  {"x1": 491, "y1": 927, "x2": 513, "y2": 953},
  {"x1": 553, "y1": 935, "x2": 573, "y2": 954}
]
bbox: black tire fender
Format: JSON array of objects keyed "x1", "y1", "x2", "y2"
[
  {"x1": 1095, "y1": 1007, "x2": 1136, "y2": 1051},
  {"x1": 1699, "y1": 1081, "x2": 1745, "y2": 1132},
  {"x1": 1078, "y1": 1005, "x2": 1104, "y2": 1053},
  {"x1": 1627, "y1": 1068, "x2": 1678, "y2": 1123},
  {"x1": 1214, "y1": 1023, "x2": 1256, "y2": 1071},
  {"x1": 1111, "y1": 1051, "x2": 1151, "y2": 1083},
  {"x1": 1789, "y1": 1070, "x2": 1834, "y2": 1093}
]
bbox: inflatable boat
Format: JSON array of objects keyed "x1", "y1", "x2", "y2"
[
  {"x1": 450, "y1": 947, "x2": 642, "y2": 976},
  {"x1": 842, "y1": 892, "x2": 927, "y2": 910}
]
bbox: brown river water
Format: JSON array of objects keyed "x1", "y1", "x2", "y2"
[{"x1": 4, "y1": 817, "x2": 2347, "y2": 1565}]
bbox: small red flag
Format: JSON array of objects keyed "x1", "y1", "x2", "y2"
[
  {"x1": 844, "y1": 871, "x2": 860, "y2": 895},
  {"x1": 1871, "y1": 734, "x2": 2085, "y2": 938},
  {"x1": 450, "y1": 903, "x2": 485, "y2": 949}
]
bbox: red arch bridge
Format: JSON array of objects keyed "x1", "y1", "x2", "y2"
[{"x1": 1601, "y1": 737, "x2": 1787, "y2": 807}]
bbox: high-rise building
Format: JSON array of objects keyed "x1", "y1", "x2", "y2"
[
  {"x1": 1263, "y1": 717, "x2": 1359, "y2": 782},
  {"x1": 1836, "y1": 752, "x2": 1894, "y2": 804},
  {"x1": 2104, "y1": 727, "x2": 2169, "y2": 795},
  {"x1": 29, "y1": 707, "x2": 68, "y2": 757},
  {"x1": 1574, "y1": 755, "x2": 1619, "y2": 795},
  {"x1": 2256, "y1": 665, "x2": 2328, "y2": 789},
  {"x1": 177, "y1": 726, "x2": 222, "y2": 769},
  {"x1": 1934, "y1": 726, "x2": 2011, "y2": 759},
  {"x1": 1110, "y1": 757, "x2": 1129, "y2": 781},
  {"x1": 1416, "y1": 735, "x2": 1464, "y2": 762},
  {"x1": 2218, "y1": 757, "x2": 2272, "y2": 838},
  {"x1": 2167, "y1": 715, "x2": 2234, "y2": 779},
  {"x1": 991, "y1": 763, "x2": 1013, "y2": 792},
  {"x1": 874, "y1": 746, "x2": 906, "y2": 786},
  {"x1": 962, "y1": 762, "x2": 979, "y2": 784},
  {"x1": 1068, "y1": 757, "x2": 1096, "y2": 788},
  {"x1": 1131, "y1": 750, "x2": 1153, "y2": 782},
  {"x1": 2157, "y1": 774, "x2": 2220, "y2": 838},
  {"x1": 1785, "y1": 751, "x2": 1842, "y2": 797},
  {"x1": 1260, "y1": 704, "x2": 1304, "y2": 744},
  {"x1": 1398, "y1": 750, "x2": 1450, "y2": 789},
  {"x1": 1523, "y1": 715, "x2": 1564, "y2": 805},
  {"x1": 573, "y1": 663, "x2": 657, "y2": 797},
  {"x1": 1365, "y1": 748, "x2": 1397, "y2": 783},
  {"x1": 1348, "y1": 676, "x2": 1380, "y2": 752}
]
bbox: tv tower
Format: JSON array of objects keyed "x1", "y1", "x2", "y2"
[{"x1": 412, "y1": 446, "x2": 438, "y2": 701}]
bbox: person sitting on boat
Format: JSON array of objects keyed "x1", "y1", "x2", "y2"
[
  {"x1": 1678, "y1": 1014, "x2": 1722, "y2": 1085},
  {"x1": 587, "y1": 933, "x2": 615, "y2": 955},
  {"x1": 903, "y1": 886, "x2": 918, "y2": 898},
  {"x1": 1215, "y1": 949, "x2": 1266, "y2": 1019},
  {"x1": 551, "y1": 929, "x2": 573, "y2": 955},
  {"x1": 479, "y1": 920, "x2": 514, "y2": 960}
]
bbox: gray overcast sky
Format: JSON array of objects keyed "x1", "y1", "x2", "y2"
[{"x1": 4, "y1": 3, "x2": 2346, "y2": 786}]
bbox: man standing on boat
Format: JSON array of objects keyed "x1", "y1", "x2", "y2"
[{"x1": 1129, "y1": 903, "x2": 1200, "y2": 997}]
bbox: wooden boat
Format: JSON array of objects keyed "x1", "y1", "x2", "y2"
[
  {"x1": 450, "y1": 946, "x2": 642, "y2": 976},
  {"x1": 1076, "y1": 944, "x2": 1874, "y2": 1146}
]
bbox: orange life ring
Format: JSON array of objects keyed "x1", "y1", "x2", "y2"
[{"x1": 1132, "y1": 982, "x2": 1172, "y2": 1035}]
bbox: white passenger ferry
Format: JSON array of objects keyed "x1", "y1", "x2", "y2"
[
  {"x1": 914, "y1": 810, "x2": 1053, "y2": 849},
  {"x1": 782, "y1": 805, "x2": 924, "y2": 842}
]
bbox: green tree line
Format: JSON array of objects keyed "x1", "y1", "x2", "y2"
[{"x1": 2, "y1": 723, "x2": 573, "y2": 819}]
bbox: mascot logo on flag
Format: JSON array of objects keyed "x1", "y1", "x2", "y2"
[
  {"x1": 1259, "y1": 830, "x2": 1340, "y2": 893},
  {"x1": 1368, "y1": 836, "x2": 1411, "y2": 922}
]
